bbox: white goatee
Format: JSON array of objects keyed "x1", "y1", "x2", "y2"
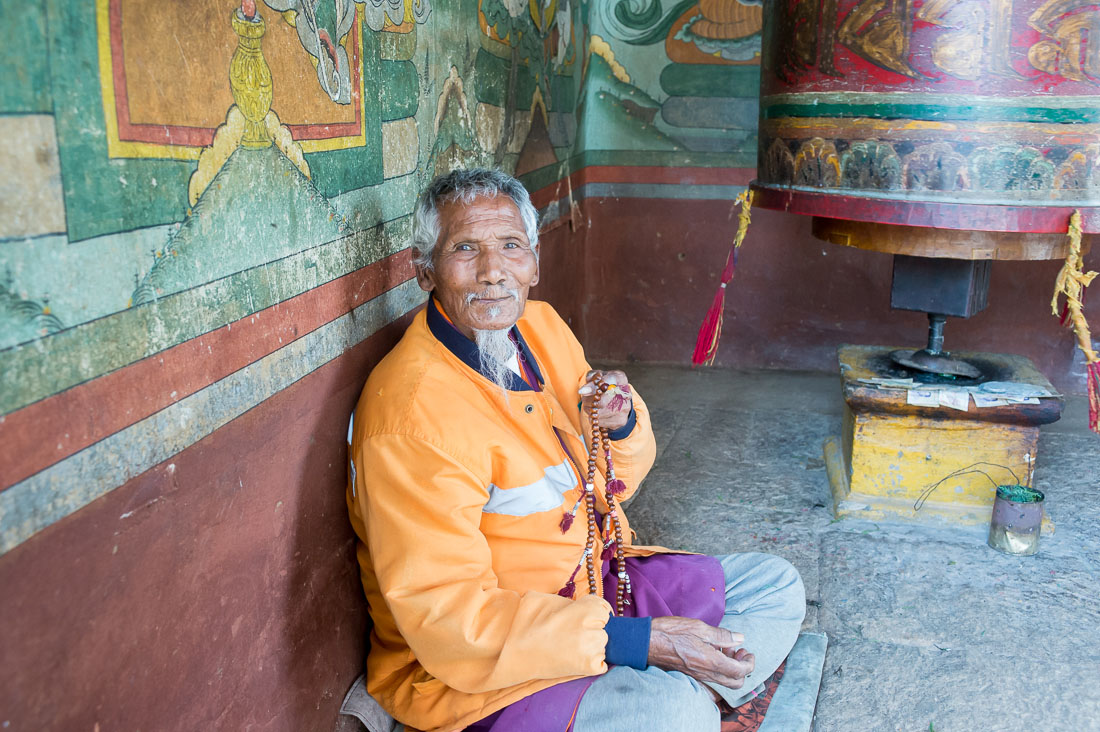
[{"x1": 473, "y1": 327, "x2": 518, "y2": 392}]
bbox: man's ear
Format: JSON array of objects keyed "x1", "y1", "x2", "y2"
[{"x1": 412, "y1": 250, "x2": 435, "y2": 293}]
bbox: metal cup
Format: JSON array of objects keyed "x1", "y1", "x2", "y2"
[{"x1": 987, "y1": 485, "x2": 1045, "y2": 556}]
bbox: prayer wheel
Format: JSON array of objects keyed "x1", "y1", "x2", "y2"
[
  {"x1": 748, "y1": 0, "x2": 1100, "y2": 529},
  {"x1": 753, "y1": 0, "x2": 1100, "y2": 246}
]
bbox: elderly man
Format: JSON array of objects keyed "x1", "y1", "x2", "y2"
[{"x1": 346, "y1": 168, "x2": 804, "y2": 732}]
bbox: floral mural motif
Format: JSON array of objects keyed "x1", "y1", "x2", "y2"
[
  {"x1": 1053, "y1": 145, "x2": 1100, "y2": 192},
  {"x1": 969, "y1": 146, "x2": 1056, "y2": 191},
  {"x1": 264, "y1": 0, "x2": 359, "y2": 104},
  {"x1": 840, "y1": 140, "x2": 902, "y2": 190},
  {"x1": 1054, "y1": 150, "x2": 1089, "y2": 190},
  {"x1": 763, "y1": 133, "x2": 1100, "y2": 199},
  {"x1": 903, "y1": 143, "x2": 967, "y2": 192},
  {"x1": 794, "y1": 138, "x2": 841, "y2": 187},
  {"x1": 764, "y1": 138, "x2": 795, "y2": 183}
]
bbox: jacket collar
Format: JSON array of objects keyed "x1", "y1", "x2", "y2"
[{"x1": 426, "y1": 297, "x2": 544, "y2": 392}]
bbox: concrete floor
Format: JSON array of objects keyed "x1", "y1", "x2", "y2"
[{"x1": 620, "y1": 364, "x2": 1100, "y2": 732}]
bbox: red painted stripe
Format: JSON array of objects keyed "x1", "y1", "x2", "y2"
[
  {"x1": 0, "y1": 251, "x2": 414, "y2": 492},
  {"x1": 751, "y1": 185, "x2": 1100, "y2": 234},
  {"x1": 530, "y1": 166, "x2": 755, "y2": 208}
]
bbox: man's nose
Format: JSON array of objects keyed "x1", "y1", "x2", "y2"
[{"x1": 476, "y1": 247, "x2": 506, "y2": 284}]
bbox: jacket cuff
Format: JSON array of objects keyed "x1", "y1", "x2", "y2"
[
  {"x1": 604, "y1": 615, "x2": 650, "y2": 669},
  {"x1": 606, "y1": 406, "x2": 637, "y2": 441}
]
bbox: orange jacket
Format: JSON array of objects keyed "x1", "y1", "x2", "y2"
[{"x1": 346, "y1": 300, "x2": 659, "y2": 731}]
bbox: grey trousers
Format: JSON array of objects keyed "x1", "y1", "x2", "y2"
[{"x1": 572, "y1": 553, "x2": 806, "y2": 732}]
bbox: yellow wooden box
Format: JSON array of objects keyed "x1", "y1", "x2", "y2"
[{"x1": 824, "y1": 345, "x2": 1062, "y2": 529}]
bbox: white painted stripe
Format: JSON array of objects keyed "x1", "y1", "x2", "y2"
[
  {"x1": 483, "y1": 459, "x2": 577, "y2": 517},
  {"x1": 0, "y1": 279, "x2": 426, "y2": 555}
]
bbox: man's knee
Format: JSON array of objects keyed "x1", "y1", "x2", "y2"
[
  {"x1": 763, "y1": 554, "x2": 806, "y2": 621},
  {"x1": 720, "y1": 552, "x2": 806, "y2": 620},
  {"x1": 756, "y1": 554, "x2": 809, "y2": 616},
  {"x1": 760, "y1": 554, "x2": 804, "y2": 593}
]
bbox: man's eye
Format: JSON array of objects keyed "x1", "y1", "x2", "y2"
[
  {"x1": 455, "y1": 244, "x2": 474, "y2": 252},
  {"x1": 504, "y1": 242, "x2": 518, "y2": 249}
]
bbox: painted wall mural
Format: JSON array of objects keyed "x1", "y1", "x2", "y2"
[
  {"x1": 584, "y1": 0, "x2": 764, "y2": 163},
  {"x1": 0, "y1": 0, "x2": 753, "y2": 563}
]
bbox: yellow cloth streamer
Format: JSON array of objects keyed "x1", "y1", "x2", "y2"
[{"x1": 1051, "y1": 210, "x2": 1099, "y2": 433}]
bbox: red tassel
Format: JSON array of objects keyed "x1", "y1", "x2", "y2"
[
  {"x1": 559, "y1": 512, "x2": 574, "y2": 533},
  {"x1": 692, "y1": 191, "x2": 752, "y2": 366},
  {"x1": 558, "y1": 579, "x2": 575, "y2": 598},
  {"x1": 1087, "y1": 362, "x2": 1099, "y2": 434},
  {"x1": 601, "y1": 543, "x2": 614, "y2": 561},
  {"x1": 692, "y1": 285, "x2": 727, "y2": 367},
  {"x1": 607, "y1": 479, "x2": 626, "y2": 496}
]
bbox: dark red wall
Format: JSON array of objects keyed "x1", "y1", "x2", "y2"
[
  {"x1": 0, "y1": 314, "x2": 412, "y2": 732},
  {"x1": 533, "y1": 197, "x2": 1095, "y2": 395}
]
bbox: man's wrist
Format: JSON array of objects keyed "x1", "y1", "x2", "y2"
[
  {"x1": 604, "y1": 615, "x2": 651, "y2": 669},
  {"x1": 606, "y1": 406, "x2": 637, "y2": 440}
]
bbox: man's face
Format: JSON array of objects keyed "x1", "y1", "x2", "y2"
[{"x1": 415, "y1": 193, "x2": 539, "y2": 339}]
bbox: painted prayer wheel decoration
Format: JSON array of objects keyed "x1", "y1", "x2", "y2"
[{"x1": 752, "y1": 0, "x2": 1100, "y2": 253}]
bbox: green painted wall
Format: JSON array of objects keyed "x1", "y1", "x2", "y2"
[{"x1": 0, "y1": 0, "x2": 761, "y2": 553}]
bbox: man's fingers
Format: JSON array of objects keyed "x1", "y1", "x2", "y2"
[
  {"x1": 696, "y1": 645, "x2": 754, "y2": 689},
  {"x1": 698, "y1": 625, "x2": 744, "y2": 649},
  {"x1": 601, "y1": 370, "x2": 627, "y2": 386},
  {"x1": 578, "y1": 369, "x2": 631, "y2": 396},
  {"x1": 648, "y1": 617, "x2": 754, "y2": 689}
]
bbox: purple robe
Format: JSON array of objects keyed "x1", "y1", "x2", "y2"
[{"x1": 463, "y1": 553, "x2": 726, "y2": 732}]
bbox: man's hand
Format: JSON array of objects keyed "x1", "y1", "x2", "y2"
[
  {"x1": 647, "y1": 616, "x2": 755, "y2": 690},
  {"x1": 578, "y1": 369, "x2": 633, "y2": 432}
]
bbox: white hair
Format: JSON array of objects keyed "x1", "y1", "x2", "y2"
[{"x1": 412, "y1": 168, "x2": 540, "y2": 271}]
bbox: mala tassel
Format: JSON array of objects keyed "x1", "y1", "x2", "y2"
[
  {"x1": 691, "y1": 190, "x2": 753, "y2": 367},
  {"x1": 601, "y1": 543, "x2": 614, "y2": 561},
  {"x1": 559, "y1": 512, "x2": 574, "y2": 533},
  {"x1": 559, "y1": 560, "x2": 583, "y2": 598},
  {"x1": 607, "y1": 478, "x2": 626, "y2": 496},
  {"x1": 560, "y1": 498, "x2": 581, "y2": 533},
  {"x1": 1051, "y1": 210, "x2": 1099, "y2": 434}
]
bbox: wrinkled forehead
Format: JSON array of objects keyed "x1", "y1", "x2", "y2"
[{"x1": 437, "y1": 193, "x2": 531, "y2": 242}]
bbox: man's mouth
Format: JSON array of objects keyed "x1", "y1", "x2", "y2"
[{"x1": 467, "y1": 290, "x2": 518, "y2": 306}]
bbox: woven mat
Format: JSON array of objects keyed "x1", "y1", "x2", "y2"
[
  {"x1": 722, "y1": 632, "x2": 828, "y2": 732},
  {"x1": 720, "y1": 661, "x2": 786, "y2": 732}
]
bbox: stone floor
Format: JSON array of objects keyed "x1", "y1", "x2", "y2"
[{"x1": 620, "y1": 364, "x2": 1100, "y2": 732}]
